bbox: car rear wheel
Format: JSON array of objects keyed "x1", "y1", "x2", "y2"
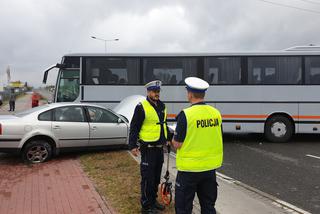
[
  {"x1": 264, "y1": 115, "x2": 294, "y2": 143},
  {"x1": 22, "y1": 140, "x2": 52, "y2": 164}
]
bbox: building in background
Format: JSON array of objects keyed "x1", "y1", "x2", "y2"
[{"x1": 9, "y1": 81, "x2": 28, "y2": 93}]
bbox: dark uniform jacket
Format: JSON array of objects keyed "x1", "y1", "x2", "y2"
[{"x1": 129, "y1": 97, "x2": 170, "y2": 150}]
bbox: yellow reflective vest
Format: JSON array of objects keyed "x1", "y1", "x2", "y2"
[
  {"x1": 139, "y1": 100, "x2": 168, "y2": 142},
  {"x1": 176, "y1": 104, "x2": 223, "y2": 172}
]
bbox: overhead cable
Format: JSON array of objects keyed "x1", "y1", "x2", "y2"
[
  {"x1": 298, "y1": 0, "x2": 320, "y2": 6},
  {"x1": 255, "y1": 0, "x2": 320, "y2": 14}
]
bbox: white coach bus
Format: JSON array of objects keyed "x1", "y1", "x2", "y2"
[{"x1": 43, "y1": 46, "x2": 320, "y2": 142}]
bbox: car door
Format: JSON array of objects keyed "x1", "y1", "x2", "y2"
[
  {"x1": 52, "y1": 106, "x2": 89, "y2": 148},
  {"x1": 86, "y1": 106, "x2": 128, "y2": 146}
]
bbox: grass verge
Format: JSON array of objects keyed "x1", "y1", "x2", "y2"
[{"x1": 80, "y1": 150, "x2": 175, "y2": 214}]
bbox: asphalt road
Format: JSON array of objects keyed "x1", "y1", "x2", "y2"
[{"x1": 218, "y1": 133, "x2": 320, "y2": 214}]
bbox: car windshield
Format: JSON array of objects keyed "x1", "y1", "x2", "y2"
[{"x1": 15, "y1": 105, "x2": 50, "y2": 117}]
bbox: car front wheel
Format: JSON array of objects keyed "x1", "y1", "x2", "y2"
[{"x1": 22, "y1": 140, "x2": 52, "y2": 164}]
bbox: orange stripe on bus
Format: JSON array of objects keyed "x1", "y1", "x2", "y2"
[
  {"x1": 224, "y1": 115, "x2": 320, "y2": 120},
  {"x1": 168, "y1": 114, "x2": 320, "y2": 120},
  {"x1": 222, "y1": 114, "x2": 268, "y2": 119},
  {"x1": 167, "y1": 114, "x2": 177, "y2": 118},
  {"x1": 293, "y1": 115, "x2": 320, "y2": 119}
]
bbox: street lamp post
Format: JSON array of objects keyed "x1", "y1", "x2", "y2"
[{"x1": 91, "y1": 36, "x2": 119, "y2": 53}]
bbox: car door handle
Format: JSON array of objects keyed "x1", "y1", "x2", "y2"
[
  {"x1": 53, "y1": 125, "x2": 60, "y2": 130},
  {"x1": 91, "y1": 126, "x2": 97, "y2": 130}
]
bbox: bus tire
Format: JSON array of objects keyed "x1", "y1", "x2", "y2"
[{"x1": 264, "y1": 115, "x2": 293, "y2": 143}]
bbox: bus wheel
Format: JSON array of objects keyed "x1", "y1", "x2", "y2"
[{"x1": 264, "y1": 115, "x2": 293, "y2": 143}]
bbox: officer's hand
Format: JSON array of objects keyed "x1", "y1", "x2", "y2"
[
  {"x1": 171, "y1": 139, "x2": 183, "y2": 149},
  {"x1": 131, "y1": 148, "x2": 140, "y2": 157}
]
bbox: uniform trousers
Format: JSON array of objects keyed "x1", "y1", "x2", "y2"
[
  {"x1": 140, "y1": 147, "x2": 164, "y2": 208},
  {"x1": 175, "y1": 169, "x2": 217, "y2": 214}
]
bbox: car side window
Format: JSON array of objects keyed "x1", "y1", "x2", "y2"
[
  {"x1": 38, "y1": 110, "x2": 53, "y2": 121},
  {"x1": 54, "y1": 106, "x2": 85, "y2": 122},
  {"x1": 87, "y1": 106, "x2": 119, "y2": 123}
]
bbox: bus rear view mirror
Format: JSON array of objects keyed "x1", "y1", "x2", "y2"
[{"x1": 42, "y1": 63, "x2": 66, "y2": 84}]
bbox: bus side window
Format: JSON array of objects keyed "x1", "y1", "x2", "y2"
[
  {"x1": 91, "y1": 68, "x2": 100, "y2": 84},
  {"x1": 249, "y1": 56, "x2": 301, "y2": 85},
  {"x1": 209, "y1": 73, "x2": 214, "y2": 84},
  {"x1": 252, "y1": 68, "x2": 261, "y2": 84},
  {"x1": 204, "y1": 57, "x2": 240, "y2": 85},
  {"x1": 210, "y1": 69, "x2": 219, "y2": 84},
  {"x1": 110, "y1": 74, "x2": 119, "y2": 84},
  {"x1": 119, "y1": 78, "x2": 126, "y2": 84},
  {"x1": 264, "y1": 68, "x2": 276, "y2": 84},
  {"x1": 169, "y1": 75, "x2": 177, "y2": 84},
  {"x1": 100, "y1": 69, "x2": 112, "y2": 84},
  {"x1": 305, "y1": 56, "x2": 320, "y2": 84},
  {"x1": 85, "y1": 58, "x2": 139, "y2": 85},
  {"x1": 310, "y1": 72, "x2": 320, "y2": 84},
  {"x1": 143, "y1": 58, "x2": 196, "y2": 85}
]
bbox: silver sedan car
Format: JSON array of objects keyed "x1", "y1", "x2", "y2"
[{"x1": 0, "y1": 103, "x2": 129, "y2": 163}]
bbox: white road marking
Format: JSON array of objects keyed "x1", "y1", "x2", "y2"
[{"x1": 306, "y1": 154, "x2": 320, "y2": 160}]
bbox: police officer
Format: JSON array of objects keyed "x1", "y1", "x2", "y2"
[
  {"x1": 129, "y1": 80, "x2": 170, "y2": 214},
  {"x1": 171, "y1": 77, "x2": 223, "y2": 214}
]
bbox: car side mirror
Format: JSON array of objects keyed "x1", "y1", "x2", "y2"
[
  {"x1": 117, "y1": 118, "x2": 123, "y2": 123},
  {"x1": 119, "y1": 114, "x2": 129, "y2": 123}
]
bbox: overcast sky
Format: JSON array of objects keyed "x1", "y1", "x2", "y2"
[{"x1": 1, "y1": 0, "x2": 320, "y2": 87}]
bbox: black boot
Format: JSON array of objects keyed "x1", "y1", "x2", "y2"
[
  {"x1": 153, "y1": 201, "x2": 165, "y2": 211},
  {"x1": 141, "y1": 207, "x2": 159, "y2": 214}
]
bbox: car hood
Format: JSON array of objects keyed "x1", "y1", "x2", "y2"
[{"x1": 113, "y1": 95, "x2": 145, "y2": 123}]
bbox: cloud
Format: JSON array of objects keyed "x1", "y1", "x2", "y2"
[
  {"x1": 0, "y1": 0, "x2": 319, "y2": 87},
  {"x1": 89, "y1": 5, "x2": 193, "y2": 52}
]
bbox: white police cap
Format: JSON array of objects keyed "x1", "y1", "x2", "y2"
[
  {"x1": 145, "y1": 80, "x2": 162, "y2": 91},
  {"x1": 185, "y1": 77, "x2": 209, "y2": 93}
]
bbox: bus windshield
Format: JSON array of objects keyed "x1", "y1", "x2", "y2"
[{"x1": 56, "y1": 69, "x2": 80, "y2": 102}]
